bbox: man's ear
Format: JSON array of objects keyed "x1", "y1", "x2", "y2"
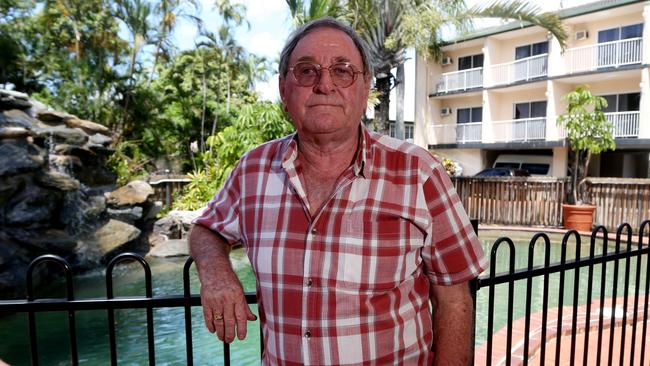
[{"x1": 279, "y1": 76, "x2": 286, "y2": 104}]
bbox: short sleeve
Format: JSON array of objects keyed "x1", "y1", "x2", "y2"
[
  {"x1": 420, "y1": 163, "x2": 488, "y2": 285},
  {"x1": 192, "y1": 165, "x2": 243, "y2": 247}
]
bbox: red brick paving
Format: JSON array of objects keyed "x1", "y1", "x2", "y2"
[{"x1": 475, "y1": 296, "x2": 650, "y2": 366}]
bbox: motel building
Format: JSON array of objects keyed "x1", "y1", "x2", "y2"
[{"x1": 413, "y1": 0, "x2": 650, "y2": 178}]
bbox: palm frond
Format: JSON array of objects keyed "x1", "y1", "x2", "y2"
[{"x1": 468, "y1": 0, "x2": 567, "y2": 49}]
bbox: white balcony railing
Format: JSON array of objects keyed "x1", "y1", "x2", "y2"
[
  {"x1": 606, "y1": 111, "x2": 640, "y2": 138},
  {"x1": 493, "y1": 118, "x2": 546, "y2": 142},
  {"x1": 435, "y1": 68, "x2": 483, "y2": 94},
  {"x1": 491, "y1": 54, "x2": 548, "y2": 86},
  {"x1": 565, "y1": 38, "x2": 642, "y2": 74},
  {"x1": 430, "y1": 122, "x2": 483, "y2": 144}
]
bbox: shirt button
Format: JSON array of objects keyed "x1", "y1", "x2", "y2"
[
  {"x1": 304, "y1": 330, "x2": 311, "y2": 338},
  {"x1": 306, "y1": 278, "x2": 313, "y2": 287},
  {"x1": 311, "y1": 228, "x2": 317, "y2": 235}
]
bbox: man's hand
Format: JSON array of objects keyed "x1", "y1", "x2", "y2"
[
  {"x1": 189, "y1": 224, "x2": 257, "y2": 343},
  {"x1": 199, "y1": 268, "x2": 257, "y2": 343}
]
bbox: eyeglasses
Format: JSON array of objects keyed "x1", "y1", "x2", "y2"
[{"x1": 289, "y1": 61, "x2": 364, "y2": 88}]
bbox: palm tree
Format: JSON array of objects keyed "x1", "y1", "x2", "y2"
[
  {"x1": 285, "y1": 0, "x2": 567, "y2": 137},
  {"x1": 287, "y1": 0, "x2": 342, "y2": 27},
  {"x1": 148, "y1": 0, "x2": 202, "y2": 83}
]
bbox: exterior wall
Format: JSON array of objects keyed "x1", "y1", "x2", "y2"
[
  {"x1": 431, "y1": 148, "x2": 484, "y2": 176},
  {"x1": 488, "y1": 32, "x2": 548, "y2": 65},
  {"x1": 440, "y1": 45, "x2": 484, "y2": 72},
  {"x1": 489, "y1": 88, "x2": 547, "y2": 121},
  {"x1": 414, "y1": 1, "x2": 650, "y2": 178}
]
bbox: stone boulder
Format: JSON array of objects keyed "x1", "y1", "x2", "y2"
[
  {"x1": 105, "y1": 180, "x2": 154, "y2": 207},
  {"x1": 148, "y1": 210, "x2": 201, "y2": 257},
  {"x1": 148, "y1": 239, "x2": 189, "y2": 257},
  {"x1": 2, "y1": 109, "x2": 48, "y2": 129},
  {"x1": 0, "y1": 140, "x2": 44, "y2": 176},
  {"x1": 37, "y1": 110, "x2": 74, "y2": 123},
  {"x1": 37, "y1": 126, "x2": 88, "y2": 146},
  {"x1": 36, "y1": 170, "x2": 81, "y2": 191},
  {"x1": 65, "y1": 117, "x2": 111, "y2": 136},
  {"x1": 0, "y1": 89, "x2": 31, "y2": 110},
  {"x1": 78, "y1": 219, "x2": 141, "y2": 263},
  {"x1": 107, "y1": 206, "x2": 143, "y2": 224},
  {"x1": 0, "y1": 126, "x2": 33, "y2": 139}
]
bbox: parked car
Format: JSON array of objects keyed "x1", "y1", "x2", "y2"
[
  {"x1": 474, "y1": 167, "x2": 530, "y2": 177},
  {"x1": 492, "y1": 154, "x2": 552, "y2": 176}
]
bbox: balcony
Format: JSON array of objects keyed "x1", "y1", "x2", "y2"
[
  {"x1": 564, "y1": 37, "x2": 642, "y2": 75},
  {"x1": 492, "y1": 117, "x2": 546, "y2": 142},
  {"x1": 435, "y1": 68, "x2": 483, "y2": 94},
  {"x1": 491, "y1": 54, "x2": 548, "y2": 86},
  {"x1": 606, "y1": 111, "x2": 640, "y2": 138},
  {"x1": 430, "y1": 122, "x2": 483, "y2": 144}
]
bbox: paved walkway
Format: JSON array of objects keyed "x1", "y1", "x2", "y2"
[{"x1": 475, "y1": 296, "x2": 650, "y2": 366}]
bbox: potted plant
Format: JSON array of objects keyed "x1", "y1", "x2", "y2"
[{"x1": 557, "y1": 85, "x2": 616, "y2": 232}]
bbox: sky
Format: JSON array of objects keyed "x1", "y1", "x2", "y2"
[{"x1": 174, "y1": 0, "x2": 603, "y2": 122}]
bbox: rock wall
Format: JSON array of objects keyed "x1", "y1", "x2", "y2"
[{"x1": 0, "y1": 89, "x2": 159, "y2": 298}]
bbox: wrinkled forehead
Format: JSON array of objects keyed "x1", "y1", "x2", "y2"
[{"x1": 289, "y1": 27, "x2": 363, "y2": 66}]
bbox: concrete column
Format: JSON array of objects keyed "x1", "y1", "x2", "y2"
[
  {"x1": 547, "y1": 33, "x2": 564, "y2": 77},
  {"x1": 414, "y1": 53, "x2": 430, "y2": 148},
  {"x1": 643, "y1": 3, "x2": 650, "y2": 64},
  {"x1": 482, "y1": 90, "x2": 494, "y2": 143},
  {"x1": 639, "y1": 68, "x2": 650, "y2": 139},
  {"x1": 483, "y1": 38, "x2": 495, "y2": 87}
]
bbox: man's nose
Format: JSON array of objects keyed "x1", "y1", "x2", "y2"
[{"x1": 312, "y1": 69, "x2": 336, "y2": 94}]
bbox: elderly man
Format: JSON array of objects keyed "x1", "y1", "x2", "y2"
[{"x1": 189, "y1": 17, "x2": 487, "y2": 365}]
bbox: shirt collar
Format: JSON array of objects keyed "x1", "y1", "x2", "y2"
[{"x1": 279, "y1": 124, "x2": 371, "y2": 178}]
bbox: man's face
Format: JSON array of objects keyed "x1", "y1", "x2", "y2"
[{"x1": 279, "y1": 27, "x2": 371, "y2": 139}]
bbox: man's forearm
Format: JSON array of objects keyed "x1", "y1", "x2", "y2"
[
  {"x1": 188, "y1": 224, "x2": 234, "y2": 281},
  {"x1": 431, "y1": 282, "x2": 474, "y2": 366}
]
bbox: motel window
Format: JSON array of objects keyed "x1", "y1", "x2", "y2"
[
  {"x1": 389, "y1": 122, "x2": 414, "y2": 141},
  {"x1": 514, "y1": 101, "x2": 547, "y2": 119},
  {"x1": 515, "y1": 41, "x2": 548, "y2": 60},
  {"x1": 458, "y1": 54, "x2": 484, "y2": 71},
  {"x1": 457, "y1": 107, "x2": 482, "y2": 124},
  {"x1": 601, "y1": 93, "x2": 641, "y2": 112}
]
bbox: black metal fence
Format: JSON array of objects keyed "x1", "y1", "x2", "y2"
[{"x1": 1, "y1": 221, "x2": 649, "y2": 365}]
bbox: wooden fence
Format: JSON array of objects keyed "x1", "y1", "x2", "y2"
[
  {"x1": 451, "y1": 177, "x2": 568, "y2": 227},
  {"x1": 146, "y1": 175, "x2": 191, "y2": 208},
  {"x1": 145, "y1": 174, "x2": 650, "y2": 233},
  {"x1": 585, "y1": 177, "x2": 650, "y2": 232}
]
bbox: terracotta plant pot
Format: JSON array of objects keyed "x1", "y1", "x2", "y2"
[{"x1": 562, "y1": 204, "x2": 596, "y2": 232}]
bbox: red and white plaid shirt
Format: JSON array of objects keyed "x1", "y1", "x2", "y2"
[{"x1": 194, "y1": 125, "x2": 487, "y2": 365}]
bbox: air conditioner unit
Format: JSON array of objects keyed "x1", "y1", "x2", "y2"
[
  {"x1": 575, "y1": 30, "x2": 588, "y2": 41},
  {"x1": 441, "y1": 107, "x2": 452, "y2": 116},
  {"x1": 440, "y1": 57, "x2": 453, "y2": 66}
]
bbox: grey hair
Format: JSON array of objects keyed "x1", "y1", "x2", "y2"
[{"x1": 278, "y1": 17, "x2": 374, "y2": 80}]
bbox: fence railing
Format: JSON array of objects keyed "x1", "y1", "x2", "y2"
[
  {"x1": 475, "y1": 222, "x2": 650, "y2": 365},
  {"x1": 564, "y1": 37, "x2": 643, "y2": 74},
  {"x1": 146, "y1": 175, "x2": 191, "y2": 209},
  {"x1": 452, "y1": 177, "x2": 568, "y2": 227},
  {"x1": 435, "y1": 67, "x2": 483, "y2": 94},
  {"x1": 492, "y1": 117, "x2": 547, "y2": 143},
  {"x1": 606, "y1": 111, "x2": 640, "y2": 138},
  {"x1": 430, "y1": 122, "x2": 483, "y2": 144},
  {"x1": 491, "y1": 54, "x2": 548, "y2": 86},
  {"x1": 2, "y1": 222, "x2": 649, "y2": 365},
  {"x1": 586, "y1": 178, "x2": 650, "y2": 234}
]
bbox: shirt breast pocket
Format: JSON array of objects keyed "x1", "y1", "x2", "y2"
[{"x1": 340, "y1": 218, "x2": 422, "y2": 291}]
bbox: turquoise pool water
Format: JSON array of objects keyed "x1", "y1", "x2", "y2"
[{"x1": 0, "y1": 230, "x2": 646, "y2": 365}]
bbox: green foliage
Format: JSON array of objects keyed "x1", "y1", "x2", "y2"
[
  {"x1": 106, "y1": 140, "x2": 152, "y2": 185},
  {"x1": 557, "y1": 85, "x2": 615, "y2": 204},
  {"x1": 173, "y1": 102, "x2": 294, "y2": 210}
]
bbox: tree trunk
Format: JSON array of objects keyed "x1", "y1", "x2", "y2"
[
  {"x1": 395, "y1": 64, "x2": 405, "y2": 140},
  {"x1": 374, "y1": 72, "x2": 392, "y2": 135}
]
